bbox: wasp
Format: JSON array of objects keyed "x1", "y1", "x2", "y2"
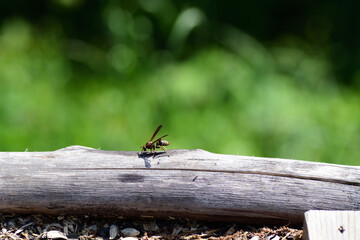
[{"x1": 141, "y1": 124, "x2": 170, "y2": 153}]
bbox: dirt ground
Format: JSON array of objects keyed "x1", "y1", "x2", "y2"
[{"x1": 0, "y1": 214, "x2": 302, "y2": 240}]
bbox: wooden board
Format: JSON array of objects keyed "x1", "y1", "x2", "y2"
[
  {"x1": 1, "y1": 146, "x2": 360, "y2": 225},
  {"x1": 303, "y1": 210, "x2": 360, "y2": 240}
]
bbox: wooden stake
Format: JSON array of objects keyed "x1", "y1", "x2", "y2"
[{"x1": 303, "y1": 210, "x2": 360, "y2": 240}]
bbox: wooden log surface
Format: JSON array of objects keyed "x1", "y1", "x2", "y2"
[{"x1": 1, "y1": 145, "x2": 359, "y2": 226}]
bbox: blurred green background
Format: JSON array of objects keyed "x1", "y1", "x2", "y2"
[{"x1": 0, "y1": 0, "x2": 359, "y2": 165}]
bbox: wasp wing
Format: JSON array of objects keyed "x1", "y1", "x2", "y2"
[
  {"x1": 153, "y1": 134, "x2": 168, "y2": 143},
  {"x1": 149, "y1": 124, "x2": 163, "y2": 141}
]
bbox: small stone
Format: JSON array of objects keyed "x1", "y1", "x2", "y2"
[
  {"x1": 120, "y1": 237, "x2": 138, "y2": 240},
  {"x1": 250, "y1": 236, "x2": 260, "y2": 240},
  {"x1": 225, "y1": 225, "x2": 235, "y2": 235},
  {"x1": 46, "y1": 230, "x2": 68, "y2": 240},
  {"x1": 142, "y1": 222, "x2": 159, "y2": 232},
  {"x1": 171, "y1": 226, "x2": 182, "y2": 235},
  {"x1": 267, "y1": 235, "x2": 280, "y2": 240},
  {"x1": 7, "y1": 220, "x2": 16, "y2": 228},
  {"x1": 120, "y1": 228, "x2": 140, "y2": 237},
  {"x1": 109, "y1": 225, "x2": 118, "y2": 240}
]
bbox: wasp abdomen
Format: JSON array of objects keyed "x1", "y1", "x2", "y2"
[{"x1": 158, "y1": 140, "x2": 170, "y2": 146}]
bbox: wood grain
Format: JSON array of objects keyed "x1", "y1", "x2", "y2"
[
  {"x1": 303, "y1": 210, "x2": 360, "y2": 240},
  {"x1": 1, "y1": 145, "x2": 359, "y2": 225}
]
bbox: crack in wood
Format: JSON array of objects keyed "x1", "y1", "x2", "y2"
[{"x1": 53, "y1": 167, "x2": 360, "y2": 186}]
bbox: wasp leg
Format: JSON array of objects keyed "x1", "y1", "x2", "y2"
[
  {"x1": 158, "y1": 146, "x2": 167, "y2": 151},
  {"x1": 158, "y1": 146, "x2": 169, "y2": 157},
  {"x1": 151, "y1": 146, "x2": 156, "y2": 157}
]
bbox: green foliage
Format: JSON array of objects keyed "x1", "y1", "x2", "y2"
[{"x1": 0, "y1": 10, "x2": 359, "y2": 166}]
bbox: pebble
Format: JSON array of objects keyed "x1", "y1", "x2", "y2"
[
  {"x1": 109, "y1": 224, "x2": 118, "y2": 239},
  {"x1": 46, "y1": 230, "x2": 68, "y2": 240},
  {"x1": 267, "y1": 235, "x2": 280, "y2": 240},
  {"x1": 121, "y1": 227, "x2": 140, "y2": 237},
  {"x1": 142, "y1": 222, "x2": 159, "y2": 232}
]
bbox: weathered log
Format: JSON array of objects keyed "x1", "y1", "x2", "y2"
[{"x1": 0, "y1": 145, "x2": 359, "y2": 225}]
